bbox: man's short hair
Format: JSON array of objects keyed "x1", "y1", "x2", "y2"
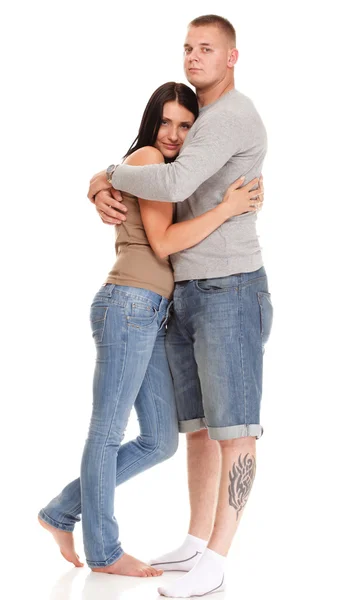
[{"x1": 188, "y1": 14, "x2": 236, "y2": 47}]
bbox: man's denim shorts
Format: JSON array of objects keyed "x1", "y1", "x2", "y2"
[{"x1": 165, "y1": 266, "x2": 273, "y2": 441}]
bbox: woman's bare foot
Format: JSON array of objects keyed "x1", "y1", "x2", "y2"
[
  {"x1": 38, "y1": 516, "x2": 84, "y2": 567},
  {"x1": 91, "y1": 553, "x2": 163, "y2": 577}
]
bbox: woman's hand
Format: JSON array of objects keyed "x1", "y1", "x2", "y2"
[{"x1": 221, "y1": 175, "x2": 264, "y2": 218}]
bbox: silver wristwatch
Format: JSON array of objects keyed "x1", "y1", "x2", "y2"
[{"x1": 106, "y1": 164, "x2": 117, "y2": 184}]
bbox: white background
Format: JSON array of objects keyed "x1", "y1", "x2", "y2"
[{"x1": 1, "y1": 1, "x2": 348, "y2": 598}]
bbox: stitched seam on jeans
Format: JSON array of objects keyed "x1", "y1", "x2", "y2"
[
  {"x1": 173, "y1": 308, "x2": 193, "y2": 341},
  {"x1": 111, "y1": 289, "x2": 163, "y2": 310},
  {"x1": 258, "y1": 293, "x2": 264, "y2": 345},
  {"x1": 159, "y1": 300, "x2": 173, "y2": 332},
  {"x1": 98, "y1": 321, "x2": 129, "y2": 562},
  {"x1": 87, "y1": 546, "x2": 124, "y2": 568},
  {"x1": 63, "y1": 496, "x2": 84, "y2": 521},
  {"x1": 60, "y1": 500, "x2": 81, "y2": 525},
  {"x1": 194, "y1": 280, "x2": 236, "y2": 294},
  {"x1": 238, "y1": 286, "x2": 248, "y2": 428},
  {"x1": 94, "y1": 307, "x2": 109, "y2": 344},
  {"x1": 142, "y1": 368, "x2": 163, "y2": 451},
  {"x1": 116, "y1": 368, "x2": 162, "y2": 479},
  {"x1": 179, "y1": 418, "x2": 204, "y2": 425},
  {"x1": 238, "y1": 275, "x2": 267, "y2": 291},
  {"x1": 39, "y1": 510, "x2": 73, "y2": 531},
  {"x1": 257, "y1": 292, "x2": 265, "y2": 352}
]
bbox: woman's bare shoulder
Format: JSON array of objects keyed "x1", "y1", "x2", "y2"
[{"x1": 124, "y1": 146, "x2": 164, "y2": 167}]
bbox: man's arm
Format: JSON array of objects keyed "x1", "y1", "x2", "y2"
[
  {"x1": 111, "y1": 111, "x2": 243, "y2": 202},
  {"x1": 87, "y1": 110, "x2": 244, "y2": 203}
]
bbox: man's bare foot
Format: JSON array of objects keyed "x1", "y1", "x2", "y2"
[
  {"x1": 91, "y1": 553, "x2": 163, "y2": 577},
  {"x1": 38, "y1": 516, "x2": 84, "y2": 567}
]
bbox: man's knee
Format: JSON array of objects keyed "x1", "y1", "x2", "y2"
[
  {"x1": 186, "y1": 428, "x2": 210, "y2": 443},
  {"x1": 218, "y1": 436, "x2": 256, "y2": 450}
]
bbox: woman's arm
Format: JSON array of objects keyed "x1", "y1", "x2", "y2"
[
  {"x1": 139, "y1": 198, "x2": 232, "y2": 259},
  {"x1": 124, "y1": 147, "x2": 263, "y2": 260}
]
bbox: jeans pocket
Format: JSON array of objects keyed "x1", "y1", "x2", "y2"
[
  {"x1": 94, "y1": 283, "x2": 114, "y2": 298},
  {"x1": 90, "y1": 306, "x2": 109, "y2": 344},
  {"x1": 257, "y1": 292, "x2": 273, "y2": 350},
  {"x1": 195, "y1": 276, "x2": 236, "y2": 293},
  {"x1": 127, "y1": 302, "x2": 158, "y2": 329}
]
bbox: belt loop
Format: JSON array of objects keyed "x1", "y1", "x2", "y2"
[
  {"x1": 159, "y1": 297, "x2": 166, "y2": 312},
  {"x1": 102, "y1": 283, "x2": 114, "y2": 297}
]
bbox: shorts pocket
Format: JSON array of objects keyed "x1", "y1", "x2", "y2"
[
  {"x1": 90, "y1": 306, "x2": 109, "y2": 344},
  {"x1": 257, "y1": 292, "x2": 273, "y2": 350},
  {"x1": 195, "y1": 276, "x2": 236, "y2": 293},
  {"x1": 127, "y1": 302, "x2": 158, "y2": 328}
]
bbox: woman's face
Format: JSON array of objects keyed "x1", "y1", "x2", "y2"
[{"x1": 154, "y1": 101, "x2": 196, "y2": 159}]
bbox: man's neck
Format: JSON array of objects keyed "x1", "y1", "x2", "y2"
[{"x1": 196, "y1": 77, "x2": 235, "y2": 108}]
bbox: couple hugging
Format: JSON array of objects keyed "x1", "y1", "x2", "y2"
[{"x1": 38, "y1": 13, "x2": 273, "y2": 599}]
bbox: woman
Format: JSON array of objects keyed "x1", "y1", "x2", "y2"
[{"x1": 38, "y1": 82, "x2": 263, "y2": 577}]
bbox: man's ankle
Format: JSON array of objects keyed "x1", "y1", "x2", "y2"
[{"x1": 188, "y1": 530, "x2": 211, "y2": 542}]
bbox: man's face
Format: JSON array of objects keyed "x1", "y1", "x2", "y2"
[{"x1": 183, "y1": 25, "x2": 235, "y2": 90}]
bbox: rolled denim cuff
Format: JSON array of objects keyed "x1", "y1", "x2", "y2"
[{"x1": 178, "y1": 419, "x2": 263, "y2": 440}]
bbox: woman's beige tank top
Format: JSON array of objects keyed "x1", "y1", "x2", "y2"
[{"x1": 105, "y1": 191, "x2": 174, "y2": 300}]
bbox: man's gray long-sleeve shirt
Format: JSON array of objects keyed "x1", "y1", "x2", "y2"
[{"x1": 112, "y1": 88, "x2": 267, "y2": 281}]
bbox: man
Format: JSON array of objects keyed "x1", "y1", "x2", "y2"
[{"x1": 89, "y1": 14, "x2": 273, "y2": 598}]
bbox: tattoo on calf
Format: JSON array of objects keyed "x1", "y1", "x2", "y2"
[{"x1": 228, "y1": 453, "x2": 256, "y2": 520}]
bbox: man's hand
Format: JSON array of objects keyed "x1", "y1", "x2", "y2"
[
  {"x1": 95, "y1": 188, "x2": 128, "y2": 225},
  {"x1": 87, "y1": 170, "x2": 112, "y2": 202}
]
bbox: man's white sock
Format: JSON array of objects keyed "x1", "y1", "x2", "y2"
[
  {"x1": 158, "y1": 547, "x2": 226, "y2": 598},
  {"x1": 150, "y1": 534, "x2": 208, "y2": 572}
]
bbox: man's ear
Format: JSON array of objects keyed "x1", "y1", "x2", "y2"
[{"x1": 228, "y1": 48, "x2": 239, "y2": 68}]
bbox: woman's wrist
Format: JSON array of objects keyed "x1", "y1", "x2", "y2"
[{"x1": 215, "y1": 202, "x2": 234, "y2": 222}]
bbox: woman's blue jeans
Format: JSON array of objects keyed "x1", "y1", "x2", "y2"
[{"x1": 38, "y1": 284, "x2": 179, "y2": 568}]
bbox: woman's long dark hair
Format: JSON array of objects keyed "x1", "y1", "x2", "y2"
[{"x1": 123, "y1": 82, "x2": 199, "y2": 163}]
